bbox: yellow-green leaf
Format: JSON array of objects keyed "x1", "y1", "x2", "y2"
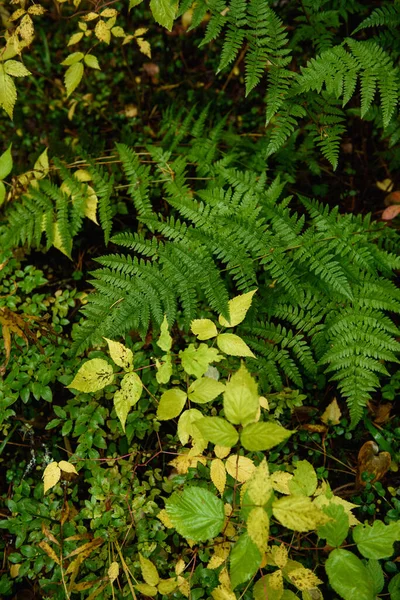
[
  {"x1": 134, "y1": 583, "x2": 158, "y2": 596},
  {"x1": 225, "y1": 455, "x2": 255, "y2": 483},
  {"x1": 195, "y1": 416, "x2": 239, "y2": 447},
  {"x1": 58, "y1": 460, "x2": 78, "y2": 474},
  {"x1": 223, "y1": 363, "x2": 258, "y2": 425},
  {"x1": 67, "y1": 358, "x2": 114, "y2": 392},
  {"x1": 247, "y1": 507, "x2": 269, "y2": 553},
  {"x1": 104, "y1": 338, "x2": 133, "y2": 370},
  {"x1": 157, "y1": 388, "x2": 187, "y2": 420},
  {"x1": 43, "y1": 462, "x2": 61, "y2": 493},
  {"x1": 100, "y1": 8, "x2": 118, "y2": 17},
  {"x1": 180, "y1": 343, "x2": 223, "y2": 378},
  {"x1": 139, "y1": 553, "x2": 159, "y2": 586},
  {"x1": 212, "y1": 585, "x2": 236, "y2": 600},
  {"x1": 111, "y1": 26, "x2": 125, "y2": 37},
  {"x1": 217, "y1": 333, "x2": 255, "y2": 358},
  {"x1": 188, "y1": 377, "x2": 225, "y2": 404},
  {"x1": 136, "y1": 37, "x2": 151, "y2": 58},
  {"x1": 64, "y1": 62, "x2": 84, "y2": 97},
  {"x1": 0, "y1": 181, "x2": 6, "y2": 205},
  {"x1": 271, "y1": 471, "x2": 293, "y2": 495},
  {"x1": 158, "y1": 578, "x2": 178, "y2": 594},
  {"x1": 211, "y1": 458, "x2": 226, "y2": 494},
  {"x1": 33, "y1": 148, "x2": 49, "y2": 179},
  {"x1": 62, "y1": 52, "x2": 84, "y2": 66},
  {"x1": 241, "y1": 422, "x2": 293, "y2": 451},
  {"x1": 219, "y1": 290, "x2": 257, "y2": 327},
  {"x1": 157, "y1": 315, "x2": 172, "y2": 352},
  {"x1": 84, "y1": 54, "x2": 100, "y2": 70},
  {"x1": 177, "y1": 409, "x2": 203, "y2": 445},
  {"x1": 68, "y1": 32, "x2": 84, "y2": 46},
  {"x1": 253, "y1": 573, "x2": 284, "y2": 600},
  {"x1": 289, "y1": 460, "x2": 317, "y2": 497},
  {"x1": 0, "y1": 144, "x2": 13, "y2": 179},
  {"x1": 270, "y1": 543, "x2": 288, "y2": 569},
  {"x1": 108, "y1": 561, "x2": 119, "y2": 582},
  {"x1": 272, "y1": 496, "x2": 330, "y2": 532},
  {"x1": 286, "y1": 567, "x2": 323, "y2": 591},
  {"x1": 245, "y1": 458, "x2": 272, "y2": 506},
  {"x1": 321, "y1": 398, "x2": 341, "y2": 426},
  {"x1": 114, "y1": 372, "x2": 143, "y2": 431},
  {"x1": 95, "y1": 19, "x2": 111, "y2": 43},
  {"x1": 150, "y1": 0, "x2": 177, "y2": 31},
  {"x1": 191, "y1": 318, "x2": 218, "y2": 340},
  {"x1": 156, "y1": 354, "x2": 172, "y2": 384},
  {"x1": 0, "y1": 66, "x2": 17, "y2": 119},
  {"x1": 4, "y1": 60, "x2": 31, "y2": 77}
]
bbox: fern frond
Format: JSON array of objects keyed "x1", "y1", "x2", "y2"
[{"x1": 353, "y1": 5, "x2": 400, "y2": 34}]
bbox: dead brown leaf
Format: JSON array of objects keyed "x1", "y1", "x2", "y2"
[{"x1": 356, "y1": 441, "x2": 391, "y2": 487}]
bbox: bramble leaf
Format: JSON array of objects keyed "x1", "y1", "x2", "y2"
[
  {"x1": 219, "y1": 290, "x2": 257, "y2": 327},
  {"x1": 166, "y1": 487, "x2": 225, "y2": 541},
  {"x1": 223, "y1": 363, "x2": 259, "y2": 425},
  {"x1": 157, "y1": 388, "x2": 187, "y2": 420}
]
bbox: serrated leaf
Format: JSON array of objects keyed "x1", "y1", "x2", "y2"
[
  {"x1": 286, "y1": 567, "x2": 322, "y2": 591},
  {"x1": 100, "y1": 8, "x2": 118, "y2": 17},
  {"x1": 134, "y1": 583, "x2": 158, "y2": 596},
  {"x1": 219, "y1": 290, "x2": 257, "y2": 327},
  {"x1": 195, "y1": 417, "x2": 239, "y2": 447},
  {"x1": 58, "y1": 460, "x2": 78, "y2": 474},
  {"x1": 230, "y1": 532, "x2": 261, "y2": 589},
  {"x1": 0, "y1": 144, "x2": 13, "y2": 179},
  {"x1": 270, "y1": 544, "x2": 288, "y2": 569},
  {"x1": 0, "y1": 66, "x2": 17, "y2": 119},
  {"x1": 139, "y1": 553, "x2": 159, "y2": 586},
  {"x1": 4, "y1": 60, "x2": 31, "y2": 77},
  {"x1": 388, "y1": 572, "x2": 400, "y2": 600},
  {"x1": 223, "y1": 363, "x2": 259, "y2": 425},
  {"x1": 68, "y1": 32, "x2": 84, "y2": 46},
  {"x1": 158, "y1": 578, "x2": 178, "y2": 594},
  {"x1": 111, "y1": 26, "x2": 125, "y2": 37},
  {"x1": 157, "y1": 315, "x2": 172, "y2": 352},
  {"x1": 365, "y1": 560, "x2": 384, "y2": 596},
  {"x1": 325, "y1": 549, "x2": 375, "y2": 600},
  {"x1": 191, "y1": 318, "x2": 218, "y2": 340},
  {"x1": 247, "y1": 507, "x2": 269, "y2": 552},
  {"x1": 212, "y1": 585, "x2": 236, "y2": 600},
  {"x1": 188, "y1": 377, "x2": 225, "y2": 404},
  {"x1": 64, "y1": 62, "x2": 84, "y2": 97},
  {"x1": 246, "y1": 459, "x2": 272, "y2": 505},
  {"x1": 177, "y1": 409, "x2": 203, "y2": 445},
  {"x1": 67, "y1": 358, "x2": 114, "y2": 392},
  {"x1": 353, "y1": 520, "x2": 400, "y2": 559},
  {"x1": 129, "y1": 0, "x2": 143, "y2": 8},
  {"x1": 273, "y1": 496, "x2": 330, "y2": 532},
  {"x1": 62, "y1": 52, "x2": 84, "y2": 66},
  {"x1": 95, "y1": 19, "x2": 111, "y2": 43},
  {"x1": 157, "y1": 388, "x2": 187, "y2": 420},
  {"x1": 165, "y1": 487, "x2": 225, "y2": 541},
  {"x1": 136, "y1": 37, "x2": 151, "y2": 58},
  {"x1": 180, "y1": 343, "x2": 223, "y2": 378},
  {"x1": 217, "y1": 333, "x2": 255, "y2": 358},
  {"x1": 211, "y1": 459, "x2": 226, "y2": 494},
  {"x1": 289, "y1": 460, "x2": 317, "y2": 497},
  {"x1": 114, "y1": 372, "x2": 142, "y2": 431},
  {"x1": 84, "y1": 54, "x2": 100, "y2": 69},
  {"x1": 43, "y1": 462, "x2": 61, "y2": 493},
  {"x1": 241, "y1": 422, "x2": 293, "y2": 451},
  {"x1": 215, "y1": 445, "x2": 231, "y2": 459},
  {"x1": 150, "y1": 0, "x2": 177, "y2": 31},
  {"x1": 33, "y1": 148, "x2": 49, "y2": 179},
  {"x1": 321, "y1": 398, "x2": 341, "y2": 425},
  {"x1": 108, "y1": 561, "x2": 119, "y2": 582},
  {"x1": 225, "y1": 455, "x2": 255, "y2": 482},
  {"x1": 253, "y1": 573, "x2": 284, "y2": 600},
  {"x1": 317, "y1": 503, "x2": 349, "y2": 547},
  {"x1": 104, "y1": 338, "x2": 133, "y2": 370}
]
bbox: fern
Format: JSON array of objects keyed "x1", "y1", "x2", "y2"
[{"x1": 352, "y1": 4, "x2": 400, "y2": 34}]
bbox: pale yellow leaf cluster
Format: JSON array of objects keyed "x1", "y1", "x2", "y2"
[{"x1": 43, "y1": 460, "x2": 78, "y2": 493}]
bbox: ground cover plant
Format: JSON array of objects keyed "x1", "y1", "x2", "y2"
[{"x1": 0, "y1": 0, "x2": 400, "y2": 599}]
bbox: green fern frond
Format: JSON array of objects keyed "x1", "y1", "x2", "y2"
[{"x1": 352, "y1": 5, "x2": 400, "y2": 34}]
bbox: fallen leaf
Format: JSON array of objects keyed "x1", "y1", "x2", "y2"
[
  {"x1": 376, "y1": 178, "x2": 394, "y2": 192},
  {"x1": 384, "y1": 190, "x2": 400, "y2": 206},
  {"x1": 357, "y1": 441, "x2": 391, "y2": 487},
  {"x1": 382, "y1": 204, "x2": 400, "y2": 221},
  {"x1": 321, "y1": 398, "x2": 341, "y2": 426}
]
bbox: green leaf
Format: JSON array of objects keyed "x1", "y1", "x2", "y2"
[
  {"x1": 180, "y1": 343, "x2": 223, "y2": 379},
  {"x1": 149, "y1": 0, "x2": 177, "y2": 31},
  {"x1": 177, "y1": 409, "x2": 203, "y2": 445},
  {"x1": 217, "y1": 333, "x2": 255, "y2": 358},
  {"x1": 230, "y1": 532, "x2": 261, "y2": 590},
  {"x1": 139, "y1": 553, "x2": 159, "y2": 587},
  {"x1": 84, "y1": 54, "x2": 101, "y2": 70},
  {"x1": 365, "y1": 560, "x2": 384, "y2": 596},
  {"x1": 156, "y1": 354, "x2": 172, "y2": 384},
  {"x1": 67, "y1": 358, "x2": 114, "y2": 392},
  {"x1": 0, "y1": 180, "x2": 5, "y2": 205},
  {"x1": 223, "y1": 363, "x2": 259, "y2": 425},
  {"x1": 61, "y1": 52, "x2": 84, "y2": 66},
  {"x1": 353, "y1": 520, "x2": 400, "y2": 559},
  {"x1": 195, "y1": 416, "x2": 239, "y2": 447},
  {"x1": 4, "y1": 60, "x2": 31, "y2": 77},
  {"x1": 188, "y1": 377, "x2": 225, "y2": 404},
  {"x1": 104, "y1": 338, "x2": 133, "y2": 371},
  {"x1": 165, "y1": 487, "x2": 225, "y2": 541},
  {"x1": 253, "y1": 574, "x2": 284, "y2": 600},
  {"x1": 129, "y1": 0, "x2": 143, "y2": 8},
  {"x1": 289, "y1": 460, "x2": 317, "y2": 496},
  {"x1": 64, "y1": 62, "x2": 84, "y2": 97},
  {"x1": 113, "y1": 372, "x2": 143, "y2": 431},
  {"x1": 325, "y1": 549, "x2": 375, "y2": 600},
  {"x1": 191, "y1": 318, "x2": 218, "y2": 340},
  {"x1": 241, "y1": 422, "x2": 293, "y2": 451},
  {"x1": 0, "y1": 144, "x2": 12, "y2": 180},
  {"x1": 219, "y1": 289, "x2": 257, "y2": 327},
  {"x1": 389, "y1": 572, "x2": 400, "y2": 600},
  {"x1": 157, "y1": 315, "x2": 172, "y2": 352},
  {"x1": 0, "y1": 65, "x2": 17, "y2": 119},
  {"x1": 157, "y1": 388, "x2": 187, "y2": 420},
  {"x1": 317, "y1": 504, "x2": 349, "y2": 547}
]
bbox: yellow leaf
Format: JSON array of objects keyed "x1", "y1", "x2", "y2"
[
  {"x1": 104, "y1": 338, "x2": 133, "y2": 370},
  {"x1": 67, "y1": 358, "x2": 114, "y2": 392},
  {"x1": 112, "y1": 26, "x2": 125, "y2": 37},
  {"x1": 178, "y1": 576, "x2": 190, "y2": 597},
  {"x1": 157, "y1": 314, "x2": 172, "y2": 352},
  {"x1": 82, "y1": 12, "x2": 98, "y2": 21},
  {"x1": 247, "y1": 507, "x2": 269, "y2": 552},
  {"x1": 376, "y1": 178, "x2": 393, "y2": 192},
  {"x1": 10, "y1": 563, "x2": 21, "y2": 577},
  {"x1": 68, "y1": 32, "x2": 84, "y2": 46},
  {"x1": 211, "y1": 459, "x2": 226, "y2": 494},
  {"x1": 218, "y1": 289, "x2": 257, "y2": 327},
  {"x1": 169, "y1": 452, "x2": 206, "y2": 475},
  {"x1": 114, "y1": 371, "x2": 143, "y2": 431},
  {"x1": 269, "y1": 569, "x2": 283, "y2": 590},
  {"x1": 313, "y1": 490, "x2": 360, "y2": 526},
  {"x1": 38, "y1": 540, "x2": 60, "y2": 564},
  {"x1": 10, "y1": 8, "x2": 26, "y2": 21},
  {"x1": 139, "y1": 553, "x2": 159, "y2": 587},
  {"x1": 95, "y1": 20, "x2": 111, "y2": 43},
  {"x1": 134, "y1": 27, "x2": 148, "y2": 37},
  {"x1": 177, "y1": 408, "x2": 203, "y2": 445},
  {"x1": 33, "y1": 148, "x2": 49, "y2": 179},
  {"x1": 158, "y1": 508, "x2": 173, "y2": 528},
  {"x1": 27, "y1": 5, "x2": 46, "y2": 15},
  {"x1": 259, "y1": 396, "x2": 269, "y2": 410},
  {"x1": 218, "y1": 567, "x2": 231, "y2": 589},
  {"x1": 225, "y1": 455, "x2": 255, "y2": 482},
  {"x1": 108, "y1": 561, "x2": 119, "y2": 582},
  {"x1": 271, "y1": 471, "x2": 293, "y2": 495},
  {"x1": 157, "y1": 388, "x2": 187, "y2": 420},
  {"x1": 212, "y1": 585, "x2": 236, "y2": 600},
  {"x1": 136, "y1": 37, "x2": 151, "y2": 58},
  {"x1": 84, "y1": 185, "x2": 98, "y2": 223},
  {"x1": 100, "y1": 8, "x2": 118, "y2": 17},
  {"x1": 245, "y1": 458, "x2": 272, "y2": 506},
  {"x1": 270, "y1": 543, "x2": 288, "y2": 569},
  {"x1": 217, "y1": 333, "x2": 255, "y2": 358},
  {"x1": 17, "y1": 15, "x2": 34, "y2": 45},
  {"x1": 191, "y1": 318, "x2": 218, "y2": 340},
  {"x1": 321, "y1": 398, "x2": 341, "y2": 426},
  {"x1": 175, "y1": 559, "x2": 185, "y2": 576},
  {"x1": 134, "y1": 583, "x2": 158, "y2": 596},
  {"x1": 272, "y1": 495, "x2": 330, "y2": 532},
  {"x1": 43, "y1": 462, "x2": 61, "y2": 493},
  {"x1": 286, "y1": 567, "x2": 323, "y2": 591},
  {"x1": 215, "y1": 445, "x2": 231, "y2": 459},
  {"x1": 58, "y1": 460, "x2": 78, "y2": 475}
]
